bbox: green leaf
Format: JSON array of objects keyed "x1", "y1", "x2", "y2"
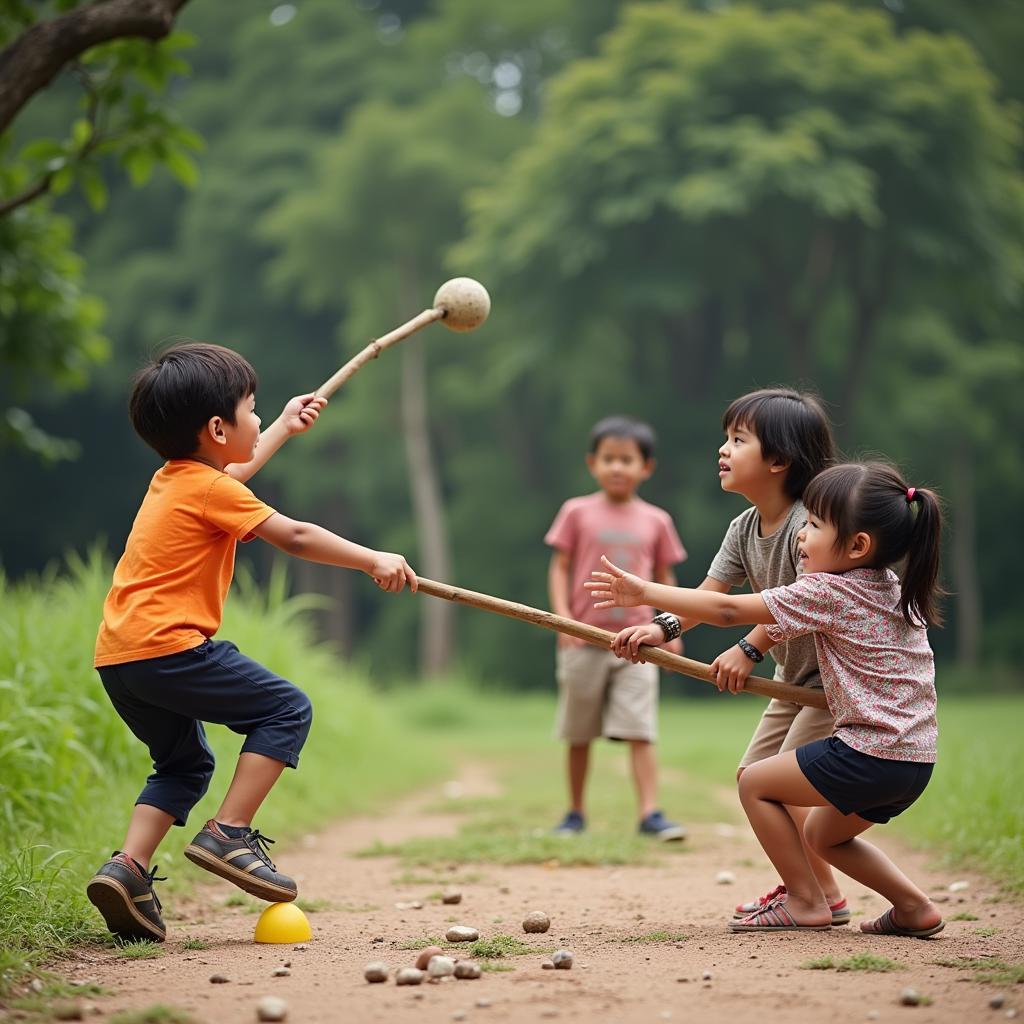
[
  {"x1": 79, "y1": 165, "x2": 108, "y2": 212},
  {"x1": 122, "y1": 148, "x2": 155, "y2": 187},
  {"x1": 71, "y1": 118, "x2": 92, "y2": 150},
  {"x1": 18, "y1": 139, "x2": 65, "y2": 163},
  {"x1": 162, "y1": 148, "x2": 199, "y2": 187},
  {"x1": 49, "y1": 166, "x2": 74, "y2": 196}
]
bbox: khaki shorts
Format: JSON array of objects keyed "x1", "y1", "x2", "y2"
[
  {"x1": 555, "y1": 646, "x2": 658, "y2": 744},
  {"x1": 738, "y1": 695, "x2": 835, "y2": 770}
]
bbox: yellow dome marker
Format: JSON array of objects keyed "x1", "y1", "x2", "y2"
[{"x1": 254, "y1": 902, "x2": 312, "y2": 944}]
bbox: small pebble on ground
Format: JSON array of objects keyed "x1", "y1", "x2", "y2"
[
  {"x1": 446, "y1": 926, "x2": 479, "y2": 942},
  {"x1": 256, "y1": 996, "x2": 288, "y2": 1022},
  {"x1": 523, "y1": 911, "x2": 551, "y2": 933}
]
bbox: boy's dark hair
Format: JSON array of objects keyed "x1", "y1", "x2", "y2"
[
  {"x1": 803, "y1": 461, "x2": 945, "y2": 628},
  {"x1": 722, "y1": 388, "x2": 835, "y2": 499},
  {"x1": 588, "y1": 416, "x2": 656, "y2": 461},
  {"x1": 129, "y1": 342, "x2": 259, "y2": 460}
]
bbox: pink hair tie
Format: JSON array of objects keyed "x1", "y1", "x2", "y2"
[{"x1": 906, "y1": 487, "x2": 917, "y2": 503}]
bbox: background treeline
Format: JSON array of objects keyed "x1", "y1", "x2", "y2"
[{"x1": 2, "y1": 0, "x2": 1023, "y2": 689}]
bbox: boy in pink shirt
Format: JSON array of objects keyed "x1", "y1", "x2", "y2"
[{"x1": 545, "y1": 416, "x2": 687, "y2": 839}]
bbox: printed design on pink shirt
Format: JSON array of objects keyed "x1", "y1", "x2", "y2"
[{"x1": 761, "y1": 568, "x2": 937, "y2": 763}]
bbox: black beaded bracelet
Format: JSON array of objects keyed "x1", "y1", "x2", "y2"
[
  {"x1": 737, "y1": 638, "x2": 764, "y2": 663},
  {"x1": 652, "y1": 612, "x2": 681, "y2": 642}
]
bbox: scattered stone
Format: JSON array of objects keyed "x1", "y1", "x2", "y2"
[
  {"x1": 446, "y1": 926, "x2": 479, "y2": 942},
  {"x1": 416, "y1": 946, "x2": 445, "y2": 970},
  {"x1": 523, "y1": 911, "x2": 551, "y2": 934},
  {"x1": 272, "y1": 967, "x2": 290, "y2": 978},
  {"x1": 210, "y1": 974, "x2": 230, "y2": 984},
  {"x1": 989, "y1": 996, "x2": 1005, "y2": 1010},
  {"x1": 453, "y1": 1013, "x2": 468, "y2": 1022},
  {"x1": 900, "y1": 988, "x2": 922, "y2": 1006},
  {"x1": 371, "y1": 936, "x2": 384, "y2": 944},
  {"x1": 932, "y1": 894, "x2": 950, "y2": 903},
  {"x1": 256, "y1": 996, "x2": 288, "y2": 1022},
  {"x1": 293, "y1": 944, "x2": 308, "y2": 951},
  {"x1": 702, "y1": 971, "x2": 713, "y2": 981},
  {"x1": 396, "y1": 967, "x2": 425, "y2": 986},
  {"x1": 476, "y1": 997, "x2": 493, "y2": 1007},
  {"x1": 283, "y1": 961, "x2": 292, "y2": 968},
  {"x1": 867, "y1": 1012, "x2": 880, "y2": 1021},
  {"x1": 552, "y1": 950, "x2": 573, "y2": 970},
  {"x1": 676, "y1": 978, "x2": 689, "y2": 984},
  {"x1": 715, "y1": 871, "x2": 736, "y2": 885},
  {"x1": 949, "y1": 881, "x2": 970, "y2": 893},
  {"x1": 1005, "y1": 1011, "x2": 1018, "y2": 1020},
  {"x1": 29, "y1": 980, "x2": 44, "y2": 994},
  {"x1": 428, "y1": 955, "x2": 456, "y2": 979},
  {"x1": 395, "y1": 900, "x2": 424, "y2": 911},
  {"x1": 499, "y1": 886, "x2": 510, "y2": 895},
  {"x1": 455, "y1": 961, "x2": 482, "y2": 980},
  {"x1": 364, "y1": 962, "x2": 389, "y2": 983},
  {"x1": 541, "y1": 960, "x2": 555, "y2": 970},
  {"x1": 442, "y1": 889, "x2": 463, "y2": 905},
  {"x1": 53, "y1": 1003, "x2": 83, "y2": 1021}
]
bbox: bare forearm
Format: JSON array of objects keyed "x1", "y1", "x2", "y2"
[
  {"x1": 549, "y1": 563, "x2": 573, "y2": 619},
  {"x1": 276, "y1": 521, "x2": 376, "y2": 572},
  {"x1": 639, "y1": 582, "x2": 774, "y2": 627},
  {"x1": 743, "y1": 624, "x2": 775, "y2": 654}
]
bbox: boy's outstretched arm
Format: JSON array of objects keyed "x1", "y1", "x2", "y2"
[
  {"x1": 254, "y1": 512, "x2": 417, "y2": 593},
  {"x1": 226, "y1": 394, "x2": 327, "y2": 483},
  {"x1": 588, "y1": 556, "x2": 774, "y2": 627}
]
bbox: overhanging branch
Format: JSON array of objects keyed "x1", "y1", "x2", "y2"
[{"x1": 0, "y1": 0, "x2": 191, "y2": 135}]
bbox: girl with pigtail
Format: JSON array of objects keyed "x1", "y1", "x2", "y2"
[{"x1": 588, "y1": 462, "x2": 946, "y2": 936}]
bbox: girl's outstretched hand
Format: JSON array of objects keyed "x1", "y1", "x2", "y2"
[{"x1": 586, "y1": 555, "x2": 647, "y2": 609}]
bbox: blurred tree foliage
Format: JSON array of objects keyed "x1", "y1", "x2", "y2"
[
  {"x1": 1, "y1": 0, "x2": 1022, "y2": 686},
  {"x1": 0, "y1": 0, "x2": 198, "y2": 458}
]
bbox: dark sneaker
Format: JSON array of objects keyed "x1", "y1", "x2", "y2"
[
  {"x1": 184, "y1": 820, "x2": 297, "y2": 902},
  {"x1": 638, "y1": 810, "x2": 687, "y2": 842},
  {"x1": 552, "y1": 810, "x2": 586, "y2": 836},
  {"x1": 86, "y1": 853, "x2": 167, "y2": 942}
]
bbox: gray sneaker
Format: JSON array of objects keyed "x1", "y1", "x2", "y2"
[
  {"x1": 87, "y1": 852, "x2": 167, "y2": 942},
  {"x1": 184, "y1": 820, "x2": 297, "y2": 902},
  {"x1": 638, "y1": 810, "x2": 687, "y2": 842}
]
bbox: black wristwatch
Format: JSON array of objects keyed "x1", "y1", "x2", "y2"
[
  {"x1": 652, "y1": 612, "x2": 681, "y2": 642},
  {"x1": 737, "y1": 638, "x2": 764, "y2": 663}
]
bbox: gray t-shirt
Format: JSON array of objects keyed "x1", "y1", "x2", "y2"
[{"x1": 707, "y1": 501, "x2": 822, "y2": 689}]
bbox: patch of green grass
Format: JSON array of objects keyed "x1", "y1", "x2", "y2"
[
  {"x1": 893, "y1": 697, "x2": 1024, "y2": 893},
  {"x1": 336, "y1": 901, "x2": 380, "y2": 913},
  {"x1": 181, "y1": 937, "x2": 208, "y2": 950},
  {"x1": 222, "y1": 893, "x2": 249, "y2": 908},
  {"x1": 467, "y1": 934, "x2": 540, "y2": 959},
  {"x1": 951, "y1": 912, "x2": 979, "y2": 921},
  {"x1": 974, "y1": 927, "x2": 999, "y2": 937},
  {"x1": 294, "y1": 897, "x2": 332, "y2": 913},
  {"x1": 620, "y1": 931, "x2": 690, "y2": 944},
  {"x1": 933, "y1": 958, "x2": 1024, "y2": 985},
  {"x1": 478, "y1": 961, "x2": 515, "y2": 972},
  {"x1": 110, "y1": 1007, "x2": 197, "y2": 1024},
  {"x1": 114, "y1": 940, "x2": 163, "y2": 960},
  {"x1": 8, "y1": 976, "x2": 108, "y2": 1014},
  {"x1": 801, "y1": 952, "x2": 901, "y2": 973}
]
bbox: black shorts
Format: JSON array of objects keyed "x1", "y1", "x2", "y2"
[
  {"x1": 98, "y1": 640, "x2": 312, "y2": 826},
  {"x1": 796, "y1": 736, "x2": 933, "y2": 824}
]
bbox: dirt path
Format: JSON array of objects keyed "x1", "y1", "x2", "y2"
[{"x1": 43, "y1": 767, "x2": 1022, "y2": 1024}]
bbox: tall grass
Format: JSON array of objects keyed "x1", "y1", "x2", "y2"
[{"x1": 0, "y1": 552, "x2": 449, "y2": 989}]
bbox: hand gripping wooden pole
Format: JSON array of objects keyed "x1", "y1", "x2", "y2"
[{"x1": 414, "y1": 577, "x2": 829, "y2": 711}]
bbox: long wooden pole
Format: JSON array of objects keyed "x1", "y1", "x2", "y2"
[
  {"x1": 316, "y1": 307, "x2": 444, "y2": 399},
  {"x1": 415, "y1": 577, "x2": 829, "y2": 711}
]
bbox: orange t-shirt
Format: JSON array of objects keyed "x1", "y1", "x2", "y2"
[{"x1": 94, "y1": 461, "x2": 276, "y2": 667}]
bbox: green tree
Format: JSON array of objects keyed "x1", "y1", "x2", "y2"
[{"x1": 1, "y1": 0, "x2": 199, "y2": 457}]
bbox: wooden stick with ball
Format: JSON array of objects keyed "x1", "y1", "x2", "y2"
[{"x1": 315, "y1": 277, "x2": 490, "y2": 399}]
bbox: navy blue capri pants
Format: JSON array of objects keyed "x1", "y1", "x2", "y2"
[{"x1": 97, "y1": 639, "x2": 313, "y2": 827}]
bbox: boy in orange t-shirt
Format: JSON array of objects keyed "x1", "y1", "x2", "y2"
[{"x1": 87, "y1": 342, "x2": 417, "y2": 943}]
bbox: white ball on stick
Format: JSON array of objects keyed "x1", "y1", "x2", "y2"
[{"x1": 433, "y1": 277, "x2": 490, "y2": 332}]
